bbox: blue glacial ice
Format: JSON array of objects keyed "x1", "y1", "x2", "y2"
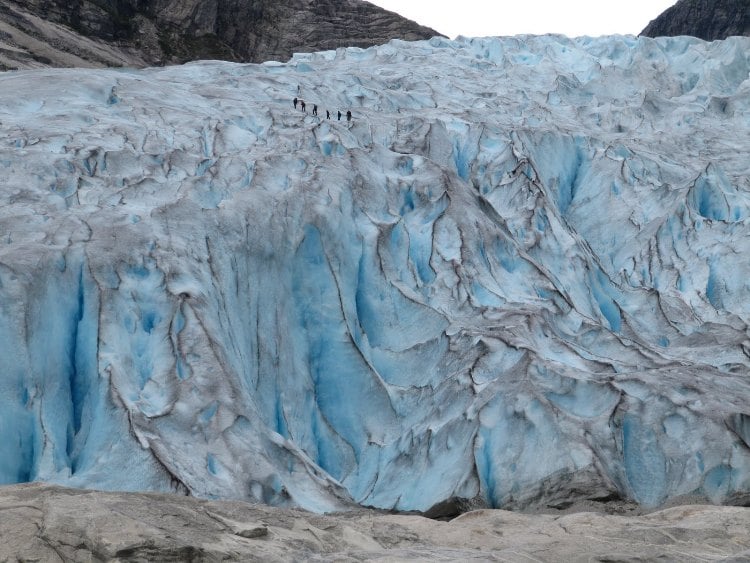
[{"x1": 1, "y1": 34, "x2": 750, "y2": 513}]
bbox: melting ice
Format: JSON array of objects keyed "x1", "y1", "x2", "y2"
[{"x1": 1, "y1": 34, "x2": 750, "y2": 513}]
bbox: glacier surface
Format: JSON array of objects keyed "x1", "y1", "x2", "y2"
[{"x1": 1, "y1": 34, "x2": 750, "y2": 513}]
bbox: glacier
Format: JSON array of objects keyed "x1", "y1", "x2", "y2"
[{"x1": 1, "y1": 34, "x2": 750, "y2": 514}]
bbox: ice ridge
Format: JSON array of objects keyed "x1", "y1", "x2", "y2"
[{"x1": 1, "y1": 34, "x2": 750, "y2": 512}]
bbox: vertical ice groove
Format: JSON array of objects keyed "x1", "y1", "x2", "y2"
[
  {"x1": 292, "y1": 224, "x2": 397, "y2": 475},
  {"x1": 169, "y1": 301, "x2": 189, "y2": 381},
  {"x1": 69, "y1": 262, "x2": 86, "y2": 437},
  {"x1": 322, "y1": 231, "x2": 400, "y2": 404},
  {"x1": 476, "y1": 427, "x2": 499, "y2": 507},
  {"x1": 726, "y1": 414, "x2": 750, "y2": 449},
  {"x1": 0, "y1": 259, "x2": 38, "y2": 483},
  {"x1": 619, "y1": 408, "x2": 667, "y2": 507}
]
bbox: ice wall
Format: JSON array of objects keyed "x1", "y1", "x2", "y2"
[{"x1": 1, "y1": 34, "x2": 750, "y2": 512}]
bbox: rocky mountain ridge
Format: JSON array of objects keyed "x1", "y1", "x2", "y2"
[
  {"x1": 641, "y1": 0, "x2": 749, "y2": 40},
  {"x1": 0, "y1": 0, "x2": 440, "y2": 69}
]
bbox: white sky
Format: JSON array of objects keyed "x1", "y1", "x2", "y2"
[{"x1": 367, "y1": 0, "x2": 677, "y2": 39}]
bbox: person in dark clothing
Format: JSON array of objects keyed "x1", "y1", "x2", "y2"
[
  {"x1": 301, "y1": 100, "x2": 306, "y2": 112},
  {"x1": 337, "y1": 110, "x2": 341, "y2": 121},
  {"x1": 293, "y1": 97, "x2": 298, "y2": 109},
  {"x1": 313, "y1": 104, "x2": 318, "y2": 116},
  {"x1": 346, "y1": 110, "x2": 352, "y2": 122},
  {"x1": 326, "y1": 110, "x2": 330, "y2": 119}
]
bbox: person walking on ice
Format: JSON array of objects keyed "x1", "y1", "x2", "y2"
[
  {"x1": 313, "y1": 104, "x2": 318, "y2": 116},
  {"x1": 346, "y1": 110, "x2": 352, "y2": 122},
  {"x1": 337, "y1": 110, "x2": 341, "y2": 121},
  {"x1": 293, "y1": 97, "x2": 298, "y2": 109},
  {"x1": 300, "y1": 100, "x2": 306, "y2": 112},
  {"x1": 326, "y1": 110, "x2": 330, "y2": 119}
]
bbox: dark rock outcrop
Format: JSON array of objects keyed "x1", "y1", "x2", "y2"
[
  {"x1": 0, "y1": 0, "x2": 440, "y2": 69},
  {"x1": 641, "y1": 0, "x2": 749, "y2": 40}
]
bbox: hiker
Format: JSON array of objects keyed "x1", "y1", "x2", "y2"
[
  {"x1": 337, "y1": 110, "x2": 341, "y2": 121},
  {"x1": 326, "y1": 110, "x2": 330, "y2": 119},
  {"x1": 313, "y1": 104, "x2": 318, "y2": 116},
  {"x1": 346, "y1": 110, "x2": 352, "y2": 122},
  {"x1": 293, "y1": 97, "x2": 298, "y2": 109},
  {"x1": 301, "y1": 100, "x2": 306, "y2": 112}
]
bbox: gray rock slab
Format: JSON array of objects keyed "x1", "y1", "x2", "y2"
[{"x1": 1, "y1": 483, "x2": 749, "y2": 562}]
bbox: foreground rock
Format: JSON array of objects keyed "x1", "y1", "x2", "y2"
[{"x1": 1, "y1": 484, "x2": 749, "y2": 562}]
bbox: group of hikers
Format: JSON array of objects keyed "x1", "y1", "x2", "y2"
[{"x1": 293, "y1": 97, "x2": 352, "y2": 122}]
